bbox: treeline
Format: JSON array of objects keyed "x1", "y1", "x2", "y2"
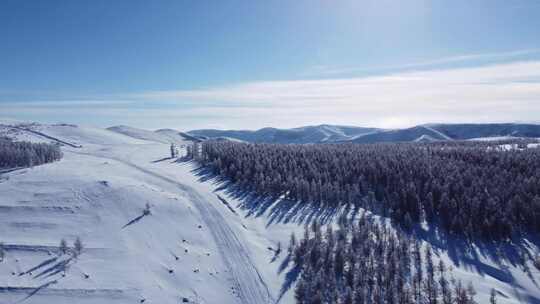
[
  {"x1": 198, "y1": 141, "x2": 540, "y2": 239},
  {"x1": 290, "y1": 217, "x2": 479, "y2": 304},
  {"x1": 0, "y1": 138, "x2": 63, "y2": 169}
]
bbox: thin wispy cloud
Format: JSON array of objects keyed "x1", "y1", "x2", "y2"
[
  {"x1": 2, "y1": 60, "x2": 540, "y2": 130},
  {"x1": 306, "y1": 49, "x2": 540, "y2": 77}
]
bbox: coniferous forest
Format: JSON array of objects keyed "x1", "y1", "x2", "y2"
[
  {"x1": 0, "y1": 137, "x2": 63, "y2": 169},
  {"x1": 198, "y1": 141, "x2": 540, "y2": 240},
  {"x1": 290, "y1": 217, "x2": 477, "y2": 304}
]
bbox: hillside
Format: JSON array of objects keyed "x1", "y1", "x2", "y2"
[
  {"x1": 188, "y1": 123, "x2": 540, "y2": 144},
  {"x1": 0, "y1": 123, "x2": 283, "y2": 304},
  {"x1": 188, "y1": 125, "x2": 380, "y2": 144},
  {"x1": 0, "y1": 122, "x2": 539, "y2": 303}
]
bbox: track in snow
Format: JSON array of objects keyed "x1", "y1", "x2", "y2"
[{"x1": 70, "y1": 150, "x2": 274, "y2": 304}]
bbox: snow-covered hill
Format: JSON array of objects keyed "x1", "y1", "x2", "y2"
[
  {"x1": 0, "y1": 122, "x2": 539, "y2": 304},
  {"x1": 187, "y1": 125, "x2": 381, "y2": 144},
  {"x1": 188, "y1": 123, "x2": 540, "y2": 144},
  {"x1": 0, "y1": 123, "x2": 288, "y2": 304}
]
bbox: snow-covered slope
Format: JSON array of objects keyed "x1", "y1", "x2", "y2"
[
  {"x1": 106, "y1": 125, "x2": 169, "y2": 144},
  {"x1": 154, "y1": 129, "x2": 191, "y2": 144},
  {"x1": 189, "y1": 123, "x2": 540, "y2": 144},
  {"x1": 353, "y1": 123, "x2": 540, "y2": 143},
  {"x1": 107, "y1": 126, "x2": 190, "y2": 146},
  {"x1": 1, "y1": 122, "x2": 539, "y2": 304},
  {"x1": 0, "y1": 123, "x2": 281, "y2": 304}
]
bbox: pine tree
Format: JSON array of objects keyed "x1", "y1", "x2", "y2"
[
  {"x1": 288, "y1": 233, "x2": 297, "y2": 255},
  {"x1": 454, "y1": 280, "x2": 468, "y2": 304},
  {"x1": 534, "y1": 255, "x2": 540, "y2": 270},
  {"x1": 466, "y1": 282, "x2": 477, "y2": 304},
  {"x1": 425, "y1": 245, "x2": 438, "y2": 304},
  {"x1": 413, "y1": 241, "x2": 423, "y2": 303},
  {"x1": 438, "y1": 260, "x2": 452, "y2": 304},
  {"x1": 343, "y1": 287, "x2": 353, "y2": 304},
  {"x1": 294, "y1": 280, "x2": 307, "y2": 304}
]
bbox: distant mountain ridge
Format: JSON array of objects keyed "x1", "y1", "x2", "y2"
[
  {"x1": 187, "y1": 125, "x2": 380, "y2": 144},
  {"x1": 187, "y1": 123, "x2": 540, "y2": 144}
]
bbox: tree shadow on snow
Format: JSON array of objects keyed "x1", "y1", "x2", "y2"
[
  {"x1": 188, "y1": 161, "x2": 354, "y2": 227},
  {"x1": 276, "y1": 261, "x2": 301, "y2": 303},
  {"x1": 121, "y1": 213, "x2": 148, "y2": 229},
  {"x1": 151, "y1": 157, "x2": 174, "y2": 163}
]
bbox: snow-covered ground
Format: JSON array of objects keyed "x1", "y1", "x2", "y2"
[{"x1": 1, "y1": 123, "x2": 539, "y2": 303}]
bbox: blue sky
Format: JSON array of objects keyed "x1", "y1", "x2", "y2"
[{"x1": 1, "y1": 0, "x2": 540, "y2": 130}]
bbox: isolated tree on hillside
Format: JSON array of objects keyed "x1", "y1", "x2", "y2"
[
  {"x1": 170, "y1": 143, "x2": 177, "y2": 158},
  {"x1": 490, "y1": 288, "x2": 497, "y2": 304},
  {"x1": 0, "y1": 242, "x2": 5, "y2": 262},
  {"x1": 73, "y1": 237, "x2": 83, "y2": 257},
  {"x1": 59, "y1": 238, "x2": 68, "y2": 255},
  {"x1": 143, "y1": 202, "x2": 152, "y2": 216}
]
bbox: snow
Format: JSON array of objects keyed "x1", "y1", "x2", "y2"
[
  {"x1": 468, "y1": 136, "x2": 520, "y2": 142},
  {"x1": 0, "y1": 123, "x2": 280, "y2": 304},
  {"x1": 0, "y1": 122, "x2": 539, "y2": 303},
  {"x1": 107, "y1": 125, "x2": 177, "y2": 144},
  {"x1": 421, "y1": 125, "x2": 454, "y2": 140},
  {"x1": 414, "y1": 134, "x2": 439, "y2": 142}
]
